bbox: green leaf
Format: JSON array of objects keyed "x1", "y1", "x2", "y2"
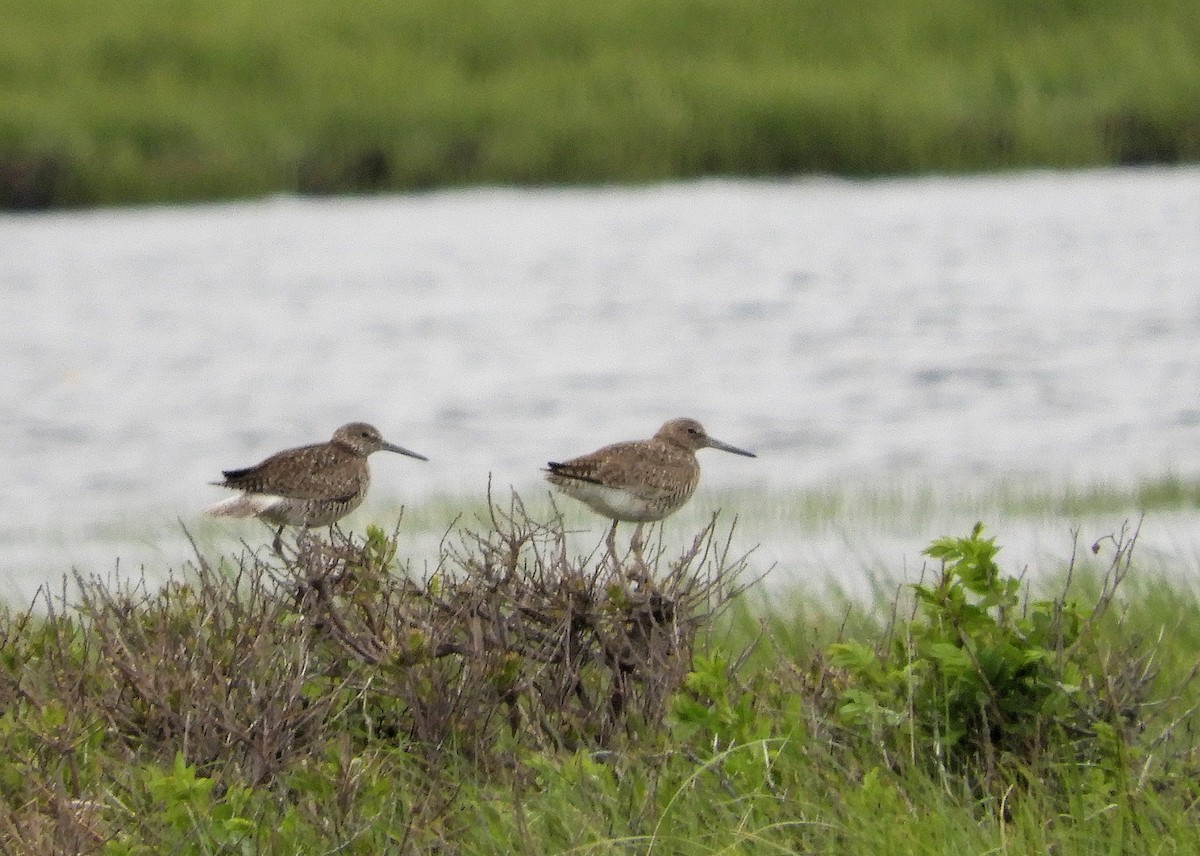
[{"x1": 925, "y1": 641, "x2": 972, "y2": 677}]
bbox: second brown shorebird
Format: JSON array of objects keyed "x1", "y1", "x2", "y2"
[
  {"x1": 545, "y1": 417, "x2": 756, "y2": 556},
  {"x1": 206, "y1": 422, "x2": 427, "y2": 543}
]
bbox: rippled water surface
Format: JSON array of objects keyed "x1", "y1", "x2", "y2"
[{"x1": 3, "y1": 167, "x2": 1199, "y2": 598}]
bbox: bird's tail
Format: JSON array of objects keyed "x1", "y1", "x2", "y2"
[{"x1": 204, "y1": 493, "x2": 279, "y2": 518}]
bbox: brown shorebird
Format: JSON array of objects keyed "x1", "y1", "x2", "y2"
[
  {"x1": 545, "y1": 417, "x2": 755, "y2": 555},
  {"x1": 206, "y1": 422, "x2": 427, "y2": 541}
]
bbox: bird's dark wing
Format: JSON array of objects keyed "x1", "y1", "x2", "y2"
[{"x1": 215, "y1": 443, "x2": 364, "y2": 500}]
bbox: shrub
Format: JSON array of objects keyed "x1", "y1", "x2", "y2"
[
  {"x1": 0, "y1": 494, "x2": 748, "y2": 850},
  {"x1": 826, "y1": 521, "x2": 1190, "y2": 785}
]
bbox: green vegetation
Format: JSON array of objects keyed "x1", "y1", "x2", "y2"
[
  {"x1": 2, "y1": 0, "x2": 1199, "y2": 207},
  {"x1": 2, "y1": 496, "x2": 1199, "y2": 853}
]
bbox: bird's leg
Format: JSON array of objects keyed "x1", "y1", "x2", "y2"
[
  {"x1": 606, "y1": 520, "x2": 619, "y2": 563},
  {"x1": 272, "y1": 526, "x2": 285, "y2": 556},
  {"x1": 630, "y1": 523, "x2": 646, "y2": 563},
  {"x1": 628, "y1": 523, "x2": 653, "y2": 586}
]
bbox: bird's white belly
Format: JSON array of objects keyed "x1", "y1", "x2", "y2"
[
  {"x1": 205, "y1": 492, "x2": 288, "y2": 519},
  {"x1": 565, "y1": 482, "x2": 663, "y2": 522}
]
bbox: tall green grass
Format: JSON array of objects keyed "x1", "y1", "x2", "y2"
[
  {"x1": 2, "y1": 0, "x2": 1198, "y2": 206},
  {"x1": 4, "y1": 504, "x2": 1200, "y2": 852}
]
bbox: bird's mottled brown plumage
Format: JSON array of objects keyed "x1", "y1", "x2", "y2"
[
  {"x1": 545, "y1": 418, "x2": 755, "y2": 524},
  {"x1": 207, "y1": 422, "x2": 427, "y2": 528}
]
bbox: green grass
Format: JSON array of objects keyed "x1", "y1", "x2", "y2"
[
  {"x1": 3, "y1": 498, "x2": 1200, "y2": 853},
  {"x1": 2, "y1": 0, "x2": 1199, "y2": 206}
]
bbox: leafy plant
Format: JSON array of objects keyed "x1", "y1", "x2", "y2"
[
  {"x1": 102, "y1": 754, "x2": 256, "y2": 855},
  {"x1": 830, "y1": 523, "x2": 1095, "y2": 773},
  {"x1": 672, "y1": 649, "x2": 766, "y2": 750}
]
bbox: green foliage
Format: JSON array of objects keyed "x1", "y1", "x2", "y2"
[
  {"x1": 830, "y1": 523, "x2": 1099, "y2": 770},
  {"x1": 1, "y1": 512, "x2": 1199, "y2": 853},
  {"x1": 102, "y1": 755, "x2": 256, "y2": 855},
  {"x1": 672, "y1": 650, "x2": 765, "y2": 748},
  {"x1": 1, "y1": 0, "x2": 1199, "y2": 206}
]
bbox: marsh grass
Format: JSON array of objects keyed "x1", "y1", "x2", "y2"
[
  {"x1": 2, "y1": 491, "x2": 1200, "y2": 853},
  {"x1": 1, "y1": 0, "x2": 1198, "y2": 206}
]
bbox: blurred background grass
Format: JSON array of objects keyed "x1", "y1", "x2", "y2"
[{"x1": 2, "y1": 0, "x2": 1198, "y2": 207}]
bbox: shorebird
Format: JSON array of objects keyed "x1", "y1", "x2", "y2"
[
  {"x1": 206, "y1": 422, "x2": 427, "y2": 542},
  {"x1": 545, "y1": 418, "x2": 755, "y2": 556}
]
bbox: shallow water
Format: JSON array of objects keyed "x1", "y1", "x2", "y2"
[{"x1": 3, "y1": 167, "x2": 1199, "y2": 599}]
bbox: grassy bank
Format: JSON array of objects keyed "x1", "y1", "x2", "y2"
[
  {"x1": 2, "y1": 0, "x2": 1199, "y2": 207},
  {"x1": 2, "y1": 500, "x2": 1199, "y2": 853}
]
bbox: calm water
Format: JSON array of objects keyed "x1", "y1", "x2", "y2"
[{"x1": 3, "y1": 167, "x2": 1199, "y2": 598}]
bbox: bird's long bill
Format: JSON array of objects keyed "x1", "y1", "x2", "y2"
[
  {"x1": 706, "y1": 437, "x2": 756, "y2": 457},
  {"x1": 382, "y1": 442, "x2": 429, "y2": 461}
]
